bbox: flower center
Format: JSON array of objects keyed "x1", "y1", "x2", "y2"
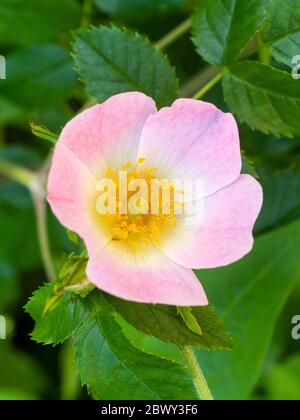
[{"x1": 95, "y1": 158, "x2": 182, "y2": 250}]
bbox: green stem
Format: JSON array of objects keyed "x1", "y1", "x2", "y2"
[
  {"x1": 33, "y1": 194, "x2": 56, "y2": 282},
  {"x1": 60, "y1": 339, "x2": 80, "y2": 400},
  {"x1": 257, "y1": 35, "x2": 271, "y2": 66},
  {"x1": 81, "y1": 0, "x2": 93, "y2": 28},
  {"x1": 181, "y1": 66, "x2": 219, "y2": 98},
  {"x1": 155, "y1": 17, "x2": 192, "y2": 50},
  {"x1": 193, "y1": 72, "x2": 222, "y2": 100},
  {"x1": 0, "y1": 158, "x2": 56, "y2": 281},
  {"x1": 181, "y1": 346, "x2": 214, "y2": 401},
  {"x1": 0, "y1": 159, "x2": 35, "y2": 189}
]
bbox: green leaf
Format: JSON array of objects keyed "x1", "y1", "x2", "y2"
[
  {"x1": 265, "y1": 355, "x2": 300, "y2": 400},
  {"x1": 114, "y1": 312, "x2": 183, "y2": 364},
  {"x1": 242, "y1": 154, "x2": 258, "y2": 178},
  {"x1": 107, "y1": 295, "x2": 233, "y2": 350},
  {"x1": 29, "y1": 122, "x2": 58, "y2": 144},
  {"x1": 223, "y1": 61, "x2": 300, "y2": 137},
  {"x1": 94, "y1": 0, "x2": 186, "y2": 19},
  {"x1": 273, "y1": 34, "x2": 300, "y2": 68},
  {"x1": 66, "y1": 230, "x2": 81, "y2": 246},
  {"x1": 192, "y1": 0, "x2": 267, "y2": 66},
  {"x1": 263, "y1": 0, "x2": 300, "y2": 67},
  {"x1": 74, "y1": 292, "x2": 197, "y2": 400},
  {"x1": 255, "y1": 167, "x2": 300, "y2": 235},
  {"x1": 2, "y1": 45, "x2": 76, "y2": 111},
  {"x1": 25, "y1": 254, "x2": 90, "y2": 344},
  {"x1": 58, "y1": 254, "x2": 88, "y2": 285},
  {"x1": 0, "y1": 0, "x2": 80, "y2": 46},
  {"x1": 73, "y1": 25, "x2": 179, "y2": 108},
  {"x1": 195, "y1": 219, "x2": 300, "y2": 400},
  {"x1": 25, "y1": 282, "x2": 88, "y2": 345}
]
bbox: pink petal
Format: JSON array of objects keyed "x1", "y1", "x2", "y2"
[
  {"x1": 138, "y1": 99, "x2": 241, "y2": 197},
  {"x1": 47, "y1": 143, "x2": 108, "y2": 254},
  {"x1": 86, "y1": 244, "x2": 208, "y2": 306},
  {"x1": 159, "y1": 175, "x2": 263, "y2": 269},
  {"x1": 60, "y1": 92, "x2": 157, "y2": 177}
]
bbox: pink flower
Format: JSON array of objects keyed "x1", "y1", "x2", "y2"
[{"x1": 47, "y1": 92, "x2": 263, "y2": 306}]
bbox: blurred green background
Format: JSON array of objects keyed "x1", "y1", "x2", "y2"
[{"x1": 0, "y1": 0, "x2": 300, "y2": 400}]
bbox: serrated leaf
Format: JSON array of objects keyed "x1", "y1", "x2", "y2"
[
  {"x1": 223, "y1": 61, "x2": 300, "y2": 137},
  {"x1": 0, "y1": 0, "x2": 80, "y2": 46},
  {"x1": 73, "y1": 26, "x2": 179, "y2": 108},
  {"x1": 192, "y1": 0, "x2": 267, "y2": 66},
  {"x1": 25, "y1": 254, "x2": 90, "y2": 344},
  {"x1": 25, "y1": 283, "x2": 89, "y2": 345},
  {"x1": 2, "y1": 45, "x2": 76, "y2": 111},
  {"x1": 74, "y1": 292, "x2": 198, "y2": 400},
  {"x1": 263, "y1": 0, "x2": 300, "y2": 67},
  {"x1": 106, "y1": 295, "x2": 233, "y2": 350}
]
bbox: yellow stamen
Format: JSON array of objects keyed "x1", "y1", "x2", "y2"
[{"x1": 96, "y1": 158, "x2": 181, "y2": 250}]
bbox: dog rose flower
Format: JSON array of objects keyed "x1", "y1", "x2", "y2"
[{"x1": 47, "y1": 92, "x2": 263, "y2": 306}]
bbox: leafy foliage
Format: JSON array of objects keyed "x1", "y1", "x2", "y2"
[
  {"x1": 2, "y1": 45, "x2": 76, "y2": 111},
  {"x1": 196, "y1": 220, "x2": 300, "y2": 399},
  {"x1": 74, "y1": 292, "x2": 198, "y2": 400},
  {"x1": 223, "y1": 62, "x2": 300, "y2": 137},
  {"x1": 1, "y1": 0, "x2": 300, "y2": 402},
  {"x1": 192, "y1": 0, "x2": 267, "y2": 66},
  {"x1": 0, "y1": 0, "x2": 80, "y2": 46},
  {"x1": 73, "y1": 26, "x2": 179, "y2": 108},
  {"x1": 254, "y1": 167, "x2": 300, "y2": 235},
  {"x1": 107, "y1": 295, "x2": 233, "y2": 350},
  {"x1": 264, "y1": 355, "x2": 300, "y2": 400},
  {"x1": 25, "y1": 283, "x2": 88, "y2": 345},
  {"x1": 263, "y1": 0, "x2": 300, "y2": 66}
]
